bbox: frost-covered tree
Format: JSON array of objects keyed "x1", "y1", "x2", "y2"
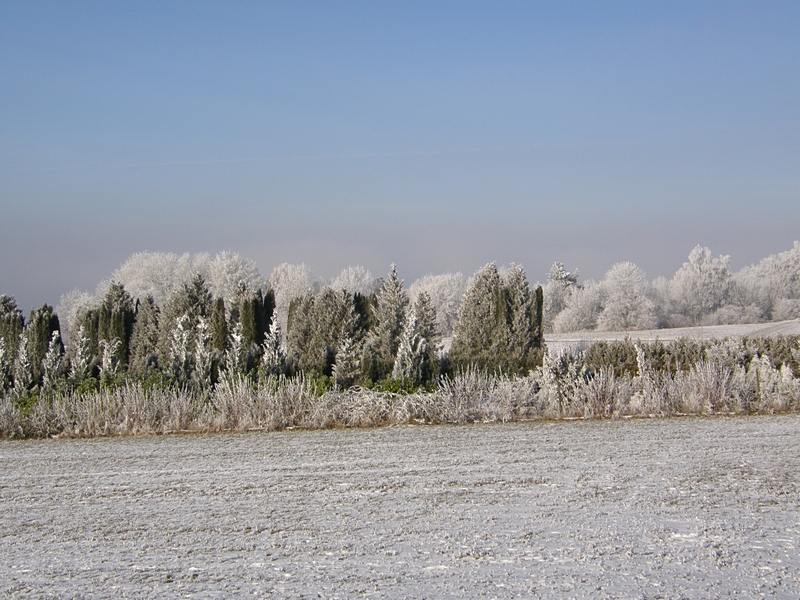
[
  {"x1": 98, "y1": 337, "x2": 121, "y2": 384},
  {"x1": 97, "y1": 283, "x2": 136, "y2": 369},
  {"x1": 269, "y1": 263, "x2": 320, "y2": 333},
  {"x1": 192, "y1": 317, "x2": 214, "y2": 392},
  {"x1": 732, "y1": 241, "x2": 800, "y2": 321},
  {"x1": 598, "y1": 262, "x2": 657, "y2": 331},
  {"x1": 260, "y1": 314, "x2": 286, "y2": 377},
  {"x1": 41, "y1": 331, "x2": 66, "y2": 393},
  {"x1": 287, "y1": 289, "x2": 362, "y2": 377},
  {"x1": 14, "y1": 332, "x2": 34, "y2": 393},
  {"x1": 669, "y1": 246, "x2": 731, "y2": 326},
  {"x1": 235, "y1": 288, "x2": 274, "y2": 353},
  {"x1": 333, "y1": 331, "x2": 361, "y2": 388},
  {"x1": 329, "y1": 265, "x2": 378, "y2": 295},
  {"x1": 128, "y1": 296, "x2": 160, "y2": 374},
  {"x1": 543, "y1": 262, "x2": 579, "y2": 333},
  {"x1": 25, "y1": 304, "x2": 62, "y2": 386},
  {"x1": 450, "y1": 263, "x2": 506, "y2": 372},
  {"x1": 363, "y1": 265, "x2": 408, "y2": 379},
  {"x1": 205, "y1": 250, "x2": 266, "y2": 307},
  {"x1": 210, "y1": 297, "x2": 228, "y2": 353},
  {"x1": 224, "y1": 322, "x2": 249, "y2": 375},
  {"x1": 552, "y1": 281, "x2": 603, "y2": 333},
  {"x1": 158, "y1": 274, "x2": 213, "y2": 365},
  {"x1": 0, "y1": 338, "x2": 13, "y2": 394},
  {"x1": 391, "y1": 313, "x2": 429, "y2": 385},
  {"x1": 413, "y1": 291, "x2": 439, "y2": 352},
  {"x1": 56, "y1": 288, "x2": 94, "y2": 345},
  {"x1": 503, "y1": 264, "x2": 543, "y2": 372},
  {"x1": 111, "y1": 250, "x2": 265, "y2": 309},
  {"x1": 69, "y1": 325, "x2": 92, "y2": 383},
  {"x1": 408, "y1": 273, "x2": 465, "y2": 337},
  {"x1": 169, "y1": 316, "x2": 193, "y2": 385},
  {"x1": 0, "y1": 295, "x2": 24, "y2": 365}
]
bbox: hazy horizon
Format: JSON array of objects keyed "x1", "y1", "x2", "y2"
[{"x1": 3, "y1": 2, "x2": 799, "y2": 312}]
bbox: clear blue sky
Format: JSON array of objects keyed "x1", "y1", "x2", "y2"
[{"x1": 2, "y1": 1, "x2": 799, "y2": 311}]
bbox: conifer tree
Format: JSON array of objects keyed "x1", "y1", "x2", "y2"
[
  {"x1": 158, "y1": 274, "x2": 213, "y2": 365},
  {"x1": 0, "y1": 295, "x2": 24, "y2": 364},
  {"x1": 333, "y1": 331, "x2": 360, "y2": 388},
  {"x1": 25, "y1": 304, "x2": 62, "y2": 386},
  {"x1": 97, "y1": 282, "x2": 136, "y2": 368},
  {"x1": 503, "y1": 264, "x2": 537, "y2": 373},
  {"x1": 391, "y1": 313, "x2": 429, "y2": 385},
  {"x1": 225, "y1": 321, "x2": 248, "y2": 375},
  {"x1": 364, "y1": 265, "x2": 408, "y2": 379},
  {"x1": 193, "y1": 317, "x2": 213, "y2": 392},
  {"x1": 450, "y1": 263, "x2": 505, "y2": 372},
  {"x1": 69, "y1": 325, "x2": 92, "y2": 383},
  {"x1": 260, "y1": 313, "x2": 286, "y2": 377},
  {"x1": 210, "y1": 297, "x2": 228, "y2": 353},
  {"x1": 128, "y1": 296, "x2": 160, "y2": 374},
  {"x1": 0, "y1": 338, "x2": 12, "y2": 394},
  {"x1": 42, "y1": 331, "x2": 66, "y2": 392},
  {"x1": 169, "y1": 315, "x2": 193, "y2": 385},
  {"x1": 14, "y1": 332, "x2": 33, "y2": 393},
  {"x1": 285, "y1": 290, "x2": 358, "y2": 377},
  {"x1": 99, "y1": 338, "x2": 121, "y2": 384}
]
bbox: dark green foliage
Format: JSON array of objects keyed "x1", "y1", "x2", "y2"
[
  {"x1": 364, "y1": 266, "x2": 408, "y2": 380},
  {"x1": 74, "y1": 284, "x2": 136, "y2": 373},
  {"x1": 128, "y1": 296, "x2": 160, "y2": 374},
  {"x1": 286, "y1": 289, "x2": 366, "y2": 377},
  {"x1": 450, "y1": 264, "x2": 506, "y2": 372},
  {"x1": 25, "y1": 304, "x2": 62, "y2": 386},
  {"x1": 450, "y1": 263, "x2": 544, "y2": 375},
  {"x1": 211, "y1": 297, "x2": 228, "y2": 352},
  {"x1": 585, "y1": 339, "x2": 641, "y2": 376},
  {"x1": 232, "y1": 288, "x2": 274, "y2": 364},
  {"x1": 157, "y1": 274, "x2": 213, "y2": 364},
  {"x1": 97, "y1": 283, "x2": 136, "y2": 368},
  {"x1": 0, "y1": 295, "x2": 24, "y2": 364},
  {"x1": 583, "y1": 335, "x2": 800, "y2": 377}
]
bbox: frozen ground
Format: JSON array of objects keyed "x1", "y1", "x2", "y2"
[{"x1": 2, "y1": 417, "x2": 799, "y2": 598}]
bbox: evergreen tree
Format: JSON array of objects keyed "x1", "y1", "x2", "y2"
[
  {"x1": 210, "y1": 297, "x2": 228, "y2": 353},
  {"x1": 333, "y1": 331, "x2": 361, "y2": 388},
  {"x1": 193, "y1": 317, "x2": 213, "y2": 392},
  {"x1": 391, "y1": 313, "x2": 429, "y2": 385},
  {"x1": 98, "y1": 338, "x2": 121, "y2": 384},
  {"x1": 158, "y1": 274, "x2": 213, "y2": 365},
  {"x1": 286, "y1": 290, "x2": 360, "y2": 377},
  {"x1": 41, "y1": 331, "x2": 66, "y2": 392},
  {"x1": 260, "y1": 313, "x2": 286, "y2": 377},
  {"x1": 365, "y1": 265, "x2": 408, "y2": 379},
  {"x1": 503, "y1": 264, "x2": 539, "y2": 373},
  {"x1": 450, "y1": 263, "x2": 506, "y2": 372},
  {"x1": 128, "y1": 296, "x2": 160, "y2": 374},
  {"x1": 169, "y1": 315, "x2": 194, "y2": 385},
  {"x1": 25, "y1": 304, "x2": 62, "y2": 386},
  {"x1": 0, "y1": 295, "x2": 24, "y2": 364},
  {"x1": 69, "y1": 325, "x2": 92, "y2": 383},
  {"x1": 0, "y1": 338, "x2": 12, "y2": 394},
  {"x1": 97, "y1": 282, "x2": 136, "y2": 368},
  {"x1": 225, "y1": 321, "x2": 248, "y2": 375},
  {"x1": 14, "y1": 332, "x2": 33, "y2": 393}
]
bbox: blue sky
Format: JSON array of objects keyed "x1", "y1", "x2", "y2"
[{"x1": 2, "y1": 1, "x2": 799, "y2": 311}]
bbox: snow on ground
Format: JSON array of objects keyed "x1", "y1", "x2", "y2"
[
  {"x1": 2, "y1": 417, "x2": 799, "y2": 597},
  {"x1": 545, "y1": 319, "x2": 800, "y2": 355}
]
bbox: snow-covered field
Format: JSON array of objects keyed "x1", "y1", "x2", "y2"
[
  {"x1": 545, "y1": 319, "x2": 800, "y2": 355},
  {"x1": 2, "y1": 417, "x2": 799, "y2": 598}
]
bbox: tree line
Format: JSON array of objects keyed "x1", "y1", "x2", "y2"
[{"x1": 0, "y1": 262, "x2": 543, "y2": 405}]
